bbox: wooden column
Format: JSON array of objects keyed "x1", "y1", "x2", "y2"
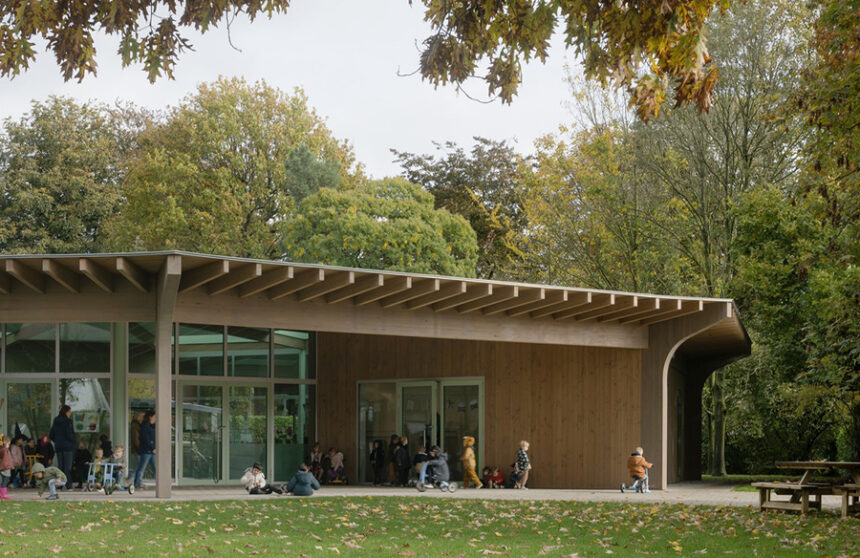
[
  {"x1": 640, "y1": 302, "x2": 734, "y2": 490},
  {"x1": 156, "y1": 255, "x2": 181, "y2": 498}
]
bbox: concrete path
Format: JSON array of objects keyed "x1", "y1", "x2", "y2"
[{"x1": 14, "y1": 481, "x2": 842, "y2": 511}]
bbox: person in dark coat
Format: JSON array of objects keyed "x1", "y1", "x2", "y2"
[
  {"x1": 395, "y1": 436, "x2": 411, "y2": 486},
  {"x1": 133, "y1": 411, "x2": 156, "y2": 489},
  {"x1": 387, "y1": 434, "x2": 400, "y2": 485},
  {"x1": 285, "y1": 463, "x2": 320, "y2": 496},
  {"x1": 49, "y1": 405, "x2": 76, "y2": 489},
  {"x1": 369, "y1": 440, "x2": 385, "y2": 485},
  {"x1": 72, "y1": 441, "x2": 92, "y2": 489},
  {"x1": 37, "y1": 434, "x2": 55, "y2": 467}
]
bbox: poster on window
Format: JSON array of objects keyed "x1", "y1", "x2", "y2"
[{"x1": 73, "y1": 412, "x2": 100, "y2": 432}]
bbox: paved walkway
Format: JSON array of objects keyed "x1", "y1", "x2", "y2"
[{"x1": 15, "y1": 481, "x2": 841, "y2": 511}]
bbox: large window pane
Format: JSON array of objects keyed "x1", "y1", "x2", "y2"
[
  {"x1": 60, "y1": 378, "x2": 111, "y2": 453},
  {"x1": 128, "y1": 379, "x2": 160, "y2": 481},
  {"x1": 358, "y1": 383, "x2": 397, "y2": 483},
  {"x1": 227, "y1": 327, "x2": 269, "y2": 378},
  {"x1": 6, "y1": 382, "x2": 53, "y2": 441},
  {"x1": 60, "y1": 323, "x2": 111, "y2": 372},
  {"x1": 229, "y1": 386, "x2": 267, "y2": 478},
  {"x1": 129, "y1": 322, "x2": 157, "y2": 374},
  {"x1": 273, "y1": 330, "x2": 314, "y2": 379},
  {"x1": 274, "y1": 384, "x2": 315, "y2": 481},
  {"x1": 178, "y1": 324, "x2": 224, "y2": 376},
  {"x1": 181, "y1": 385, "x2": 222, "y2": 480},
  {"x1": 5, "y1": 323, "x2": 55, "y2": 372}
]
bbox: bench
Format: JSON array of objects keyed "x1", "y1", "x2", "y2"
[
  {"x1": 833, "y1": 484, "x2": 860, "y2": 519},
  {"x1": 751, "y1": 482, "x2": 835, "y2": 514}
]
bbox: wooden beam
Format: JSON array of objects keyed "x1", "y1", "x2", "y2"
[
  {"x1": 327, "y1": 274, "x2": 384, "y2": 304},
  {"x1": 639, "y1": 300, "x2": 704, "y2": 326},
  {"x1": 554, "y1": 293, "x2": 615, "y2": 321},
  {"x1": 407, "y1": 281, "x2": 466, "y2": 310},
  {"x1": 239, "y1": 266, "x2": 294, "y2": 298},
  {"x1": 507, "y1": 289, "x2": 566, "y2": 317},
  {"x1": 207, "y1": 263, "x2": 262, "y2": 295},
  {"x1": 570, "y1": 295, "x2": 637, "y2": 322},
  {"x1": 530, "y1": 291, "x2": 591, "y2": 319},
  {"x1": 155, "y1": 254, "x2": 182, "y2": 498},
  {"x1": 269, "y1": 269, "x2": 325, "y2": 300},
  {"x1": 179, "y1": 260, "x2": 229, "y2": 293},
  {"x1": 116, "y1": 257, "x2": 150, "y2": 292},
  {"x1": 482, "y1": 288, "x2": 544, "y2": 316},
  {"x1": 79, "y1": 258, "x2": 113, "y2": 292},
  {"x1": 380, "y1": 279, "x2": 439, "y2": 308},
  {"x1": 432, "y1": 283, "x2": 493, "y2": 312},
  {"x1": 600, "y1": 297, "x2": 659, "y2": 322},
  {"x1": 5, "y1": 260, "x2": 44, "y2": 293},
  {"x1": 619, "y1": 299, "x2": 682, "y2": 324},
  {"x1": 297, "y1": 271, "x2": 354, "y2": 302},
  {"x1": 458, "y1": 285, "x2": 517, "y2": 314},
  {"x1": 354, "y1": 276, "x2": 411, "y2": 307},
  {"x1": 42, "y1": 259, "x2": 79, "y2": 293},
  {"x1": 0, "y1": 270, "x2": 9, "y2": 294}
]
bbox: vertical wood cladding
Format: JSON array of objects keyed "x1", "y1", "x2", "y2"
[{"x1": 317, "y1": 332, "x2": 642, "y2": 488}]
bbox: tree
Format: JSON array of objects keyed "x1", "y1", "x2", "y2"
[
  {"x1": 283, "y1": 144, "x2": 342, "y2": 202},
  {"x1": 104, "y1": 77, "x2": 360, "y2": 258},
  {"x1": 393, "y1": 138, "x2": 526, "y2": 279},
  {"x1": 280, "y1": 177, "x2": 478, "y2": 277},
  {"x1": 0, "y1": 97, "x2": 143, "y2": 254}
]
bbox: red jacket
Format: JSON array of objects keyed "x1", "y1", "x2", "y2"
[
  {"x1": 627, "y1": 454, "x2": 652, "y2": 478},
  {"x1": 0, "y1": 446, "x2": 13, "y2": 471}
]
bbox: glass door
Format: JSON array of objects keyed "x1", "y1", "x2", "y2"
[
  {"x1": 440, "y1": 381, "x2": 483, "y2": 479},
  {"x1": 400, "y1": 382, "x2": 437, "y2": 462},
  {"x1": 179, "y1": 384, "x2": 223, "y2": 482},
  {"x1": 5, "y1": 380, "x2": 55, "y2": 441},
  {"x1": 228, "y1": 385, "x2": 267, "y2": 480},
  {"x1": 357, "y1": 382, "x2": 397, "y2": 483}
]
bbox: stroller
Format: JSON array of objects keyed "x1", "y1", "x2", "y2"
[{"x1": 416, "y1": 447, "x2": 457, "y2": 493}]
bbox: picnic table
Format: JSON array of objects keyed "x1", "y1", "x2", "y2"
[{"x1": 752, "y1": 461, "x2": 860, "y2": 518}]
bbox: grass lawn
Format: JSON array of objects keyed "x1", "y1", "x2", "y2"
[{"x1": 0, "y1": 496, "x2": 857, "y2": 557}]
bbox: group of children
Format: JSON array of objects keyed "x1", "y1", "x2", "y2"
[
  {"x1": 308, "y1": 444, "x2": 347, "y2": 484},
  {"x1": 240, "y1": 460, "x2": 321, "y2": 497}
]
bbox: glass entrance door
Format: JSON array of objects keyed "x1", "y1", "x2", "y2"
[
  {"x1": 179, "y1": 384, "x2": 223, "y2": 482},
  {"x1": 440, "y1": 381, "x2": 483, "y2": 479},
  {"x1": 400, "y1": 382, "x2": 437, "y2": 452}
]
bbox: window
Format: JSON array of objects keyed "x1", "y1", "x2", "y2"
[
  {"x1": 227, "y1": 327, "x2": 269, "y2": 378},
  {"x1": 5, "y1": 323, "x2": 55, "y2": 372},
  {"x1": 273, "y1": 330, "x2": 314, "y2": 379},
  {"x1": 178, "y1": 324, "x2": 224, "y2": 376},
  {"x1": 60, "y1": 323, "x2": 111, "y2": 372}
]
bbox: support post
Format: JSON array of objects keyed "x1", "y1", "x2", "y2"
[{"x1": 156, "y1": 255, "x2": 181, "y2": 498}]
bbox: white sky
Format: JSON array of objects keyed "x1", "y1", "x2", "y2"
[{"x1": 0, "y1": 0, "x2": 579, "y2": 178}]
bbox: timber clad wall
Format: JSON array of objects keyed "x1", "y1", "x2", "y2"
[{"x1": 317, "y1": 332, "x2": 643, "y2": 489}]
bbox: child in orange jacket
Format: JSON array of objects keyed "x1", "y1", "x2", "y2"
[{"x1": 621, "y1": 446, "x2": 652, "y2": 493}]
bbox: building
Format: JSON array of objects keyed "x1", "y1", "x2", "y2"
[{"x1": 0, "y1": 251, "x2": 750, "y2": 496}]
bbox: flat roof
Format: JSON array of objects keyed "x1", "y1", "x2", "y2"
[{"x1": 0, "y1": 251, "x2": 750, "y2": 357}]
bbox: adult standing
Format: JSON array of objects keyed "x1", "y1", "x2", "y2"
[
  {"x1": 49, "y1": 405, "x2": 76, "y2": 489},
  {"x1": 129, "y1": 412, "x2": 143, "y2": 455},
  {"x1": 395, "y1": 436, "x2": 411, "y2": 487},
  {"x1": 515, "y1": 440, "x2": 531, "y2": 489},
  {"x1": 133, "y1": 411, "x2": 156, "y2": 489}
]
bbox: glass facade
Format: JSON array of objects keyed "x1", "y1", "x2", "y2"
[{"x1": 1, "y1": 321, "x2": 317, "y2": 485}]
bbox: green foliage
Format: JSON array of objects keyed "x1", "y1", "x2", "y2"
[
  {"x1": 0, "y1": 97, "x2": 142, "y2": 254},
  {"x1": 104, "y1": 77, "x2": 360, "y2": 258},
  {"x1": 0, "y1": 1, "x2": 292, "y2": 82},
  {"x1": 393, "y1": 138, "x2": 526, "y2": 279},
  {"x1": 281, "y1": 178, "x2": 478, "y2": 277},
  {"x1": 283, "y1": 144, "x2": 342, "y2": 202},
  {"x1": 418, "y1": 0, "x2": 732, "y2": 120}
]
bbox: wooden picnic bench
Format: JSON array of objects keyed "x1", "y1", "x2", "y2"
[
  {"x1": 752, "y1": 461, "x2": 860, "y2": 517},
  {"x1": 833, "y1": 484, "x2": 860, "y2": 520},
  {"x1": 751, "y1": 481, "x2": 833, "y2": 514}
]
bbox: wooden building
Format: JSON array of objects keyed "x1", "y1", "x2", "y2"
[{"x1": 0, "y1": 251, "x2": 750, "y2": 497}]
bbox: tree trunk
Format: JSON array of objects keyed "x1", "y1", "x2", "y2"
[{"x1": 708, "y1": 371, "x2": 727, "y2": 476}]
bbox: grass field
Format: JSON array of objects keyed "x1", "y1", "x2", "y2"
[{"x1": 0, "y1": 497, "x2": 856, "y2": 556}]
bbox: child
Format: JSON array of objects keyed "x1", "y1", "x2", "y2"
[
  {"x1": 23, "y1": 437, "x2": 38, "y2": 486},
  {"x1": 487, "y1": 466, "x2": 504, "y2": 488},
  {"x1": 506, "y1": 463, "x2": 521, "y2": 489},
  {"x1": 72, "y1": 442, "x2": 92, "y2": 489},
  {"x1": 0, "y1": 434, "x2": 13, "y2": 499},
  {"x1": 37, "y1": 434, "x2": 54, "y2": 466},
  {"x1": 31, "y1": 462, "x2": 67, "y2": 500},
  {"x1": 110, "y1": 444, "x2": 128, "y2": 489},
  {"x1": 369, "y1": 440, "x2": 385, "y2": 485},
  {"x1": 326, "y1": 448, "x2": 344, "y2": 483},
  {"x1": 91, "y1": 447, "x2": 106, "y2": 488},
  {"x1": 9, "y1": 436, "x2": 24, "y2": 489},
  {"x1": 285, "y1": 463, "x2": 320, "y2": 496},
  {"x1": 413, "y1": 445, "x2": 429, "y2": 476},
  {"x1": 240, "y1": 461, "x2": 283, "y2": 495},
  {"x1": 461, "y1": 436, "x2": 482, "y2": 489},
  {"x1": 515, "y1": 440, "x2": 531, "y2": 489},
  {"x1": 309, "y1": 443, "x2": 323, "y2": 482},
  {"x1": 481, "y1": 466, "x2": 492, "y2": 487},
  {"x1": 621, "y1": 446, "x2": 653, "y2": 493}
]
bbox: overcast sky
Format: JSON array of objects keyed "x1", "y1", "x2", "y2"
[{"x1": 0, "y1": 0, "x2": 579, "y2": 178}]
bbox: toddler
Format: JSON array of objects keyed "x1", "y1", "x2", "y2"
[{"x1": 621, "y1": 446, "x2": 653, "y2": 493}]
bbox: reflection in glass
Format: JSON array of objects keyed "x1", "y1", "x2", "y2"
[
  {"x1": 128, "y1": 322, "x2": 157, "y2": 374},
  {"x1": 178, "y1": 324, "x2": 224, "y2": 376},
  {"x1": 229, "y1": 386, "x2": 267, "y2": 478},
  {"x1": 60, "y1": 323, "x2": 111, "y2": 372},
  {"x1": 6, "y1": 382, "x2": 53, "y2": 440},
  {"x1": 5, "y1": 323, "x2": 55, "y2": 372},
  {"x1": 358, "y1": 383, "x2": 396, "y2": 483},
  {"x1": 442, "y1": 384, "x2": 481, "y2": 478},
  {"x1": 181, "y1": 385, "x2": 223, "y2": 480},
  {"x1": 273, "y1": 330, "x2": 314, "y2": 379},
  {"x1": 401, "y1": 385, "x2": 434, "y2": 471},
  {"x1": 227, "y1": 327, "x2": 269, "y2": 377},
  {"x1": 60, "y1": 378, "x2": 111, "y2": 452},
  {"x1": 127, "y1": 378, "x2": 157, "y2": 477},
  {"x1": 274, "y1": 384, "x2": 316, "y2": 481}
]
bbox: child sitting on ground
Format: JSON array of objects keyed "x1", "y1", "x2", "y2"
[
  {"x1": 506, "y1": 462, "x2": 521, "y2": 489},
  {"x1": 621, "y1": 446, "x2": 653, "y2": 494},
  {"x1": 326, "y1": 448, "x2": 345, "y2": 483},
  {"x1": 72, "y1": 442, "x2": 91, "y2": 489},
  {"x1": 31, "y1": 462, "x2": 67, "y2": 500},
  {"x1": 481, "y1": 466, "x2": 492, "y2": 487},
  {"x1": 488, "y1": 467, "x2": 504, "y2": 489},
  {"x1": 240, "y1": 461, "x2": 283, "y2": 495},
  {"x1": 309, "y1": 443, "x2": 324, "y2": 483}
]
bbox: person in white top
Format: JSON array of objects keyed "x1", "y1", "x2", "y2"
[{"x1": 240, "y1": 461, "x2": 283, "y2": 495}]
